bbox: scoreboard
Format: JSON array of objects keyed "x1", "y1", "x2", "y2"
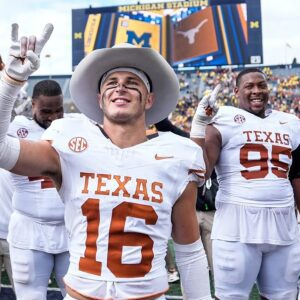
[{"x1": 72, "y1": 0, "x2": 263, "y2": 69}]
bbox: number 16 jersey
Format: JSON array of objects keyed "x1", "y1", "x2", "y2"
[{"x1": 42, "y1": 117, "x2": 205, "y2": 298}]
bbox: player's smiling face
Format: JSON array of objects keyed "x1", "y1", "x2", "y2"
[
  {"x1": 98, "y1": 71, "x2": 154, "y2": 124},
  {"x1": 235, "y1": 72, "x2": 269, "y2": 118}
]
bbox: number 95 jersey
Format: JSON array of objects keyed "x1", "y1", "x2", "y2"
[
  {"x1": 42, "y1": 117, "x2": 205, "y2": 285},
  {"x1": 212, "y1": 106, "x2": 300, "y2": 207}
]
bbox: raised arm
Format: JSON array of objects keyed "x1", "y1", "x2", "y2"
[
  {"x1": 190, "y1": 84, "x2": 221, "y2": 178},
  {"x1": 205, "y1": 124, "x2": 222, "y2": 177},
  {"x1": 0, "y1": 24, "x2": 61, "y2": 186}
]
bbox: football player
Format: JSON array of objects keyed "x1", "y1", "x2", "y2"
[
  {"x1": 191, "y1": 68, "x2": 300, "y2": 300},
  {"x1": 7, "y1": 79, "x2": 69, "y2": 300},
  {"x1": 0, "y1": 24, "x2": 212, "y2": 300}
]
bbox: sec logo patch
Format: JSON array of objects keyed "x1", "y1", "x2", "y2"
[
  {"x1": 234, "y1": 114, "x2": 246, "y2": 124},
  {"x1": 68, "y1": 137, "x2": 88, "y2": 152},
  {"x1": 17, "y1": 128, "x2": 29, "y2": 138}
]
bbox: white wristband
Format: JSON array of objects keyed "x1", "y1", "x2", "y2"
[
  {"x1": 190, "y1": 118, "x2": 206, "y2": 138},
  {"x1": 174, "y1": 238, "x2": 212, "y2": 300}
]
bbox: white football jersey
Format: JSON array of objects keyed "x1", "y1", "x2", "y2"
[
  {"x1": 8, "y1": 116, "x2": 65, "y2": 222},
  {"x1": 212, "y1": 106, "x2": 300, "y2": 207},
  {"x1": 42, "y1": 117, "x2": 205, "y2": 288}
]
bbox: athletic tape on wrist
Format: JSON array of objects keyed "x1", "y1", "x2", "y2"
[
  {"x1": 174, "y1": 238, "x2": 212, "y2": 300},
  {"x1": 190, "y1": 120, "x2": 206, "y2": 138},
  {"x1": 173, "y1": 237, "x2": 204, "y2": 254}
]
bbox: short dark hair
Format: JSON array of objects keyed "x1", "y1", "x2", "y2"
[
  {"x1": 32, "y1": 80, "x2": 62, "y2": 99},
  {"x1": 235, "y1": 68, "x2": 266, "y2": 87}
]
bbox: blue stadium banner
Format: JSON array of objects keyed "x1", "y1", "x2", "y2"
[{"x1": 72, "y1": 0, "x2": 263, "y2": 69}]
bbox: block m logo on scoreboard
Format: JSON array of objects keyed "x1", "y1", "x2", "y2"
[
  {"x1": 115, "y1": 18, "x2": 160, "y2": 52},
  {"x1": 72, "y1": 0, "x2": 263, "y2": 69},
  {"x1": 126, "y1": 31, "x2": 152, "y2": 47}
]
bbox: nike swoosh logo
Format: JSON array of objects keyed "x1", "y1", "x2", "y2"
[
  {"x1": 279, "y1": 121, "x2": 288, "y2": 125},
  {"x1": 155, "y1": 154, "x2": 174, "y2": 160}
]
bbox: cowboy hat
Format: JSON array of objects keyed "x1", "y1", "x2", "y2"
[{"x1": 69, "y1": 43, "x2": 179, "y2": 125}]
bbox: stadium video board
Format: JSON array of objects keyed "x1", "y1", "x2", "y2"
[{"x1": 72, "y1": 0, "x2": 263, "y2": 69}]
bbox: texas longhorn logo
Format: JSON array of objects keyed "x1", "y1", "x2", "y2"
[{"x1": 176, "y1": 19, "x2": 208, "y2": 44}]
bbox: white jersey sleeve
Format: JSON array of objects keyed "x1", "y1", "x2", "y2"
[{"x1": 42, "y1": 118, "x2": 205, "y2": 294}]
